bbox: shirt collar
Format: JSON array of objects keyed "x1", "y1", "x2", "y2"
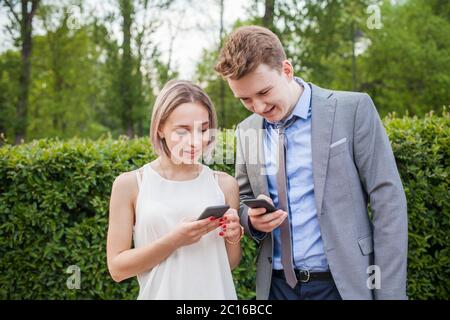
[
  {"x1": 292, "y1": 77, "x2": 311, "y2": 120},
  {"x1": 265, "y1": 77, "x2": 311, "y2": 128}
]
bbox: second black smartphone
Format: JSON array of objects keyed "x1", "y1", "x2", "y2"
[{"x1": 241, "y1": 198, "x2": 277, "y2": 214}]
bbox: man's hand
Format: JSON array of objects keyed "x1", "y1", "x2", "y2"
[{"x1": 248, "y1": 194, "x2": 287, "y2": 233}]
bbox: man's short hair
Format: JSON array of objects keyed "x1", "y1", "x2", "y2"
[{"x1": 215, "y1": 25, "x2": 286, "y2": 80}]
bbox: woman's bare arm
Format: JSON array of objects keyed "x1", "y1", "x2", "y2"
[
  {"x1": 106, "y1": 171, "x2": 220, "y2": 282},
  {"x1": 217, "y1": 172, "x2": 242, "y2": 270}
]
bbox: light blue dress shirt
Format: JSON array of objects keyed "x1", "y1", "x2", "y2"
[{"x1": 263, "y1": 77, "x2": 329, "y2": 272}]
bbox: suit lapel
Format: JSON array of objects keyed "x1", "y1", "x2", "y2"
[
  {"x1": 310, "y1": 84, "x2": 336, "y2": 217},
  {"x1": 249, "y1": 115, "x2": 270, "y2": 197}
]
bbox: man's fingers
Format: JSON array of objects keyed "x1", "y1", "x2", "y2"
[
  {"x1": 257, "y1": 194, "x2": 274, "y2": 206},
  {"x1": 251, "y1": 210, "x2": 287, "y2": 232},
  {"x1": 266, "y1": 213, "x2": 287, "y2": 229},
  {"x1": 248, "y1": 207, "x2": 267, "y2": 217},
  {"x1": 256, "y1": 210, "x2": 286, "y2": 224}
]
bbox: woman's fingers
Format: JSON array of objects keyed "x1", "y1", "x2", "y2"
[
  {"x1": 185, "y1": 207, "x2": 242, "y2": 239},
  {"x1": 219, "y1": 211, "x2": 242, "y2": 239},
  {"x1": 200, "y1": 218, "x2": 221, "y2": 234},
  {"x1": 192, "y1": 216, "x2": 218, "y2": 229},
  {"x1": 179, "y1": 218, "x2": 219, "y2": 240},
  {"x1": 223, "y1": 208, "x2": 238, "y2": 220},
  {"x1": 220, "y1": 223, "x2": 240, "y2": 238}
]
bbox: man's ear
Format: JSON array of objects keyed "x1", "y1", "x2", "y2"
[{"x1": 281, "y1": 60, "x2": 294, "y2": 79}]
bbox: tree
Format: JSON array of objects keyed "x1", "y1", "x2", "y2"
[
  {"x1": 118, "y1": 0, "x2": 135, "y2": 138},
  {"x1": 2, "y1": 0, "x2": 41, "y2": 144},
  {"x1": 116, "y1": 0, "x2": 174, "y2": 138},
  {"x1": 262, "y1": 0, "x2": 275, "y2": 30},
  {"x1": 275, "y1": 0, "x2": 371, "y2": 88},
  {"x1": 244, "y1": 0, "x2": 449, "y2": 116},
  {"x1": 361, "y1": 0, "x2": 450, "y2": 116},
  {"x1": 134, "y1": 0, "x2": 175, "y2": 136},
  {"x1": 26, "y1": 9, "x2": 111, "y2": 140},
  {"x1": 0, "y1": 50, "x2": 21, "y2": 144}
]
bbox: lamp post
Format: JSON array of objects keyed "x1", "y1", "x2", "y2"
[
  {"x1": 219, "y1": 0, "x2": 225, "y2": 128},
  {"x1": 351, "y1": 23, "x2": 364, "y2": 91}
]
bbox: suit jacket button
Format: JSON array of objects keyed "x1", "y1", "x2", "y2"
[{"x1": 268, "y1": 257, "x2": 272, "y2": 264}]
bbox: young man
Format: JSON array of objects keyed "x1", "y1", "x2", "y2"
[{"x1": 215, "y1": 25, "x2": 408, "y2": 300}]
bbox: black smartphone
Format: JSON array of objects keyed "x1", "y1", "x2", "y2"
[
  {"x1": 197, "y1": 205, "x2": 230, "y2": 220},
  {"x1": 241, "y1": 198, "x2": 277, "y2": 213}
]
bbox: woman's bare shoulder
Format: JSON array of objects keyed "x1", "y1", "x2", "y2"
[
  {"x1": 214, "y1": 170, "x2": 239, "y2": 208},
  {"x1": 113, "y1": 170, "x2": 138, "y2": 187},
  {"x1": 214, "y1": 171, "x2": 238, "y2": 192},
  {"x1": 112, "y1": 167, "x2": 145, "y2": 199}
]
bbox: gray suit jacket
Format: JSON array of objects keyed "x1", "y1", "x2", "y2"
[{"x1": 235, "y1": 83, "x2": 408, "y2": 300}]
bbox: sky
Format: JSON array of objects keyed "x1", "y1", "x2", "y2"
[
  {"x1": 0, "y1": 0, "x2": 250, "y2": 79},
  {"x1": 151, "y1": 0, "x2": 250, "y2": 78}
]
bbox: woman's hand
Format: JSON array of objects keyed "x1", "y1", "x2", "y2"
[
  {"x1": 170, "y1": 217, "x2": 221, "y2": 248},
  {"x1": 219, "y1": 208, "x2": 243, "y2": 244}
]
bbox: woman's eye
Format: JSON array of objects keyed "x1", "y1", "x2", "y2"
[{"x1": 176, "y1": 130, "x2": 188, "y2": 135}]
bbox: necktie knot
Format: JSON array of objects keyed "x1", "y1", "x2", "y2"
[{"x1": 276, "y1": 115, "x2": 297, "y2": 135}]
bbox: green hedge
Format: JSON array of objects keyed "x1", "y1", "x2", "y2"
[
  {"x1": 0, "y1": 111, "x2": 448, "y2": 299},
  {"x1": 384, "y1": 111, "x2": 449, "y2": 299}
]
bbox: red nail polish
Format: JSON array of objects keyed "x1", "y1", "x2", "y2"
[
  {"x1": 209, "y1": 217, "x2": 215, "y2": 221},
  {"x1": 219, "y1": 232, "x2": 224, "y2": 236}
]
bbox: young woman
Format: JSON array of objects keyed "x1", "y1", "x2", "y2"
[{"x1": 107, "y1": 80, "x2": 243, "y2": 300}]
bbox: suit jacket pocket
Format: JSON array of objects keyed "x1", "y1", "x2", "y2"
[
  {"x1": 329, "y1": 140, "x2": 348, "y2": 157},
  {"x1": 358, "y1": 235, "x2": 374, "y2": 255}
]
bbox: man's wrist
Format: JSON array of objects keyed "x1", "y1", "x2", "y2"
[{"x1": 248, "y1": 217, "x2": 266, "y2": 240}]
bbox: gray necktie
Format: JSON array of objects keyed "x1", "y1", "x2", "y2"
[{"x1": 276, "y1": 115, "x2": 298, "y2": 288}]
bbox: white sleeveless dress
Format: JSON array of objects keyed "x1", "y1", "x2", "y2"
[{"x1": 133, "y1": 163, "x2": 237, "y2": 300}]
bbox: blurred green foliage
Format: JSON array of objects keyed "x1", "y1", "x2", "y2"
[{"x1": 0, "y1": 110, "x2": 448, "y2": 299}]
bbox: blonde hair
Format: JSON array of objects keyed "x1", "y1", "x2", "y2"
[
  {"x1": 215, "y1": 25, "x2": 286, "y2": 80},
  {"x1": 150, "y1": 80, "x2": 218, "y2": 157}
]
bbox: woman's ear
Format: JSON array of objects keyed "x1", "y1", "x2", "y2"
[{"x1": 157, "y1": 129, "x2": 164, "y2": 140}]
